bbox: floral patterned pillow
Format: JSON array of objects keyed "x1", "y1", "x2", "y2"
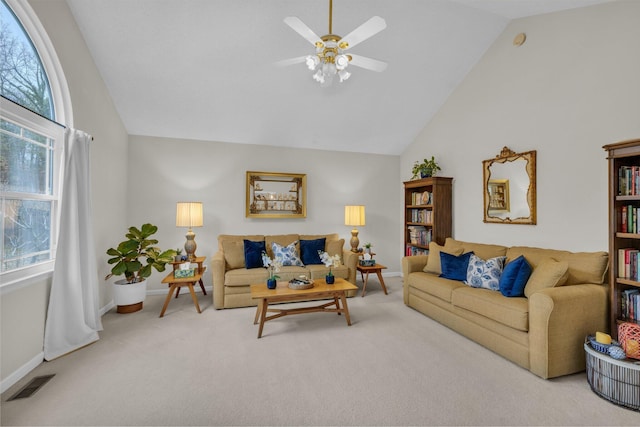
[
  {"x1": 465, "y1": 254, "x2": 506, "y2": 290},
  {"x1": 271, "y1": 241, "x2": 305, "y2": 267}
]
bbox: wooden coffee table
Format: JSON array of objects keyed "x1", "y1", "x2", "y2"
[{"x1": 250, "y1": 278, "x2": 358, "y2": 338}]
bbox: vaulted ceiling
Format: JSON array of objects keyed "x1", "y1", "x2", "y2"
[{"x1": 65, "y1": 0, "x2": 612, "y2": 155}]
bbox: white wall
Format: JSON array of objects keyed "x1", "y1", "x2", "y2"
[
  {"x1": 1, "y1": 0, "x2": 128, "y2": 390},
  {"x1": 125, "y1": 135, "x2": 402, "y2": 294},
  {"x1": 402, "y1": 1, "x2": 640, "y2": 252}
]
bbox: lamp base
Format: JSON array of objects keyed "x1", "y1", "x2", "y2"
[
  {"x1": 350, "y1": 229, "x2": 360, "y2": 253},
  {"x1": 184, "y1": 229, "x2": 197, "y2": 261}
]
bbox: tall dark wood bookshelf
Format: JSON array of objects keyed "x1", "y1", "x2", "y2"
[
  {"x1": 403, "y1": 177, "x2": 453, "y2": 257},
  {"x1": 603, "y1": 138, "x2": 640, "y2": 339}
]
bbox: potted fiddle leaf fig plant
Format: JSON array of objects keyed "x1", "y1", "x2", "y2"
[
  {"x1": 411, "y1": 156, "x2": 441, "y2": 179},
  {"x1": 105, "y1": 223, "x2": 176, "y2": 313}
]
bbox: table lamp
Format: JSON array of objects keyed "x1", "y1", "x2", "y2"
[
  {"x1": 344, "y1": 205, "x2": 365, "y2": 252},
  {"x1": 176, "y1": 202, "x2": 203, "y2": 261}
]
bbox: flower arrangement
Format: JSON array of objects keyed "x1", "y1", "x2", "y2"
[
  {"x1": 261, "y1": 251, "x2": 282, "y2": 280},
  {"x1": 318, "y1": 250, "x2": 341, "y2": 276}
]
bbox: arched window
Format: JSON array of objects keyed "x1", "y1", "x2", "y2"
[{"x1": 1, "y1": 0, "x2": 70, "y2": 284}]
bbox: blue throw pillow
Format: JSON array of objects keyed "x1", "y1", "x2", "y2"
[
  {"x1": 243, "y1": 239, "x2": 266, "y2": 269},
  {"x1": 499, "y1": 255, "x2": 532, "y2": 297},
  {"x1": 300, "y1": 238, "x2": 326, "y2": 265},
  {"x1": 439, "y1": 251, "x2": 473, "y2": 282}
]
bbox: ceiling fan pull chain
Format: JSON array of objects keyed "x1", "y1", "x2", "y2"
[{"x1": 329, "y1": 0, "x2": 333, "y2": 34}]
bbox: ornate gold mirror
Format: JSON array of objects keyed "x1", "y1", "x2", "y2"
[{"x1": 483, "y1": 147, "x2": 536, "y2": 225}]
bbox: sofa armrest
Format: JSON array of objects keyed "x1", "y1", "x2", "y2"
[
  {"x1": 402, "y1": 255, "x2": 428, "y2": 277},
  {"x1": 402, "y1": 255, "x2": 428, "y2": 304},
  {"x1": 343, "y1": 250, "x2": 358, "y2": 284},
  {"x1": 529, "y1": 283, "x2": 609, "y2": 379},
  {"x1": 211, "y1": 251, "x2": 226, "y2": 309}
]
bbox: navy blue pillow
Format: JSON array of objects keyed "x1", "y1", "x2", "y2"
[
  {"x1": 244, "y1": 239, "x2": 266, "y2": 269},
  {"x1": 499, "y1": 255, "x2": 532, "y2": 297},
  {"x1": 439, "y1": 251, "x2": 473, "y2": 282},
  {"x1": 300, "y1": 238, "x2": 326, "y2": 265}
]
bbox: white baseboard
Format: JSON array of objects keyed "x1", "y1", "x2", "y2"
[{"x1": 1, "y1": 352, "x2": 44, "y2": 394}]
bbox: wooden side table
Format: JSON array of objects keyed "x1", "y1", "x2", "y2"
[
  {"x1": 356, "y1": 263, "x2": 388, "y2": 297},
  {"x1": 169, "y1": 256, "x2": 207, "y2": 298},
  {"x1": 160, "y1": 271, "x2": 203, "y2": 317}
]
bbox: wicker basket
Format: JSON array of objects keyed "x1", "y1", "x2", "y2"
[
  {"x1": 619, "y1": 322, "x2": 640, "y2": 360},
  {"x1": 585, "y1": 341, "x2": 640, "y2": 411}
]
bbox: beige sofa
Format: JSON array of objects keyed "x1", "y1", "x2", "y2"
[
  {"x1": 402, "y1": 238, "x2": 609, "y2": 379},
  {"x1": 212, "y1": 233, "x2": 358, "y2": 309}
]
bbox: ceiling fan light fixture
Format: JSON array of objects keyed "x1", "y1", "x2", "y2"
[
  {"x1": 338, "y1": 69, "x2": 351, "y2": 82},
  {"x1": 305, "y1": 55, "x2": 319, "y2": 70},
  {"x1": 313, "y1": 69, "x2": 325, "y2": 83},
  {"x1": 335, "y1": 54, "x2": 349, "y2": 70}
]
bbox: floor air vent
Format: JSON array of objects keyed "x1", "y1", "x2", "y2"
[{"x1": 7, "y1": 374, "x2": 55, "y2": 401}]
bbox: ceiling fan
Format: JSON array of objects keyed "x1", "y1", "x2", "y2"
[{"x1": 277, "y1": 0, "x2": 387, "y2": 86}]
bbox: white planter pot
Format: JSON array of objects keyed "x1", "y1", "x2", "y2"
[{"x1": 113, "y1": 279, "x2": 147, "y2": 313}]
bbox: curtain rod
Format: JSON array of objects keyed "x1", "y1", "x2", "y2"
[{"x1": 1, "y1": 95, "x2": 94, "y2": 140}]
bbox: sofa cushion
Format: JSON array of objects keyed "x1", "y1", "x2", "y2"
[
  {"x1": 506, "y1": 246, "x2": 608, "y2": 286},
  {"x1": 243, "y1": 239, "x2": 266, "y2": 269},
  {"x1": 300, "y1": 233, "x2": 339, "y2": 242},
  {"x1": 300, "y1": 238, "x2": 326, "y2": 265},
  {"x1": 218, "y1": 234, "x2": 264, "y2": 269},
  {"x1": 465, "y1": 254, "x2": 506, "y2": 290},
  {"x1": 326, "y1": 239, "x2": 345, "y2": 261},
  {"x1": 499, "y1": 255, "x2": 532, "y2": 297},
  {"x1": 408, "y1": 272, "x2": 466, "y2": 303},
  {"x1": 440, "y1": 251, "x2": 473, "y2": 282},
  {"x1": 224, "y1": 268, "x2": 269, "y2": 286},
  {"x1": 423, "y1": 242, "x2": 463, "y2": 274},
  {"x1": 524, "y1": 258, "x2": 569, "y2": 297},
  {"x1": 452, "y1": 287, "x2": 529, "y2": 332},
  {"x1": 271, "y1": 241, "x2": 305, "y2": 267},
  {"x1": 445, "y1": 238, "x2": 508, "y2": 261},
  {"x1": 307, "y1": 264, "x2": 349, "y2": 280}
]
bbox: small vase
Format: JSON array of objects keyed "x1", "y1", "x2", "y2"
[
  {"x1": 267, "y1": 278, "x2": 277, "y2": 289},
  {"x1": 326, "y1": 275, "x2": 335, "y2": 284}
]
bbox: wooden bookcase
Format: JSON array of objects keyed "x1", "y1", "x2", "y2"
[
  {"x1": 603, "y1": 138, "x2": 640, "y2": 339},
  {"x1": 403, "y1": 177, "x2": 453, "y2": 257}
]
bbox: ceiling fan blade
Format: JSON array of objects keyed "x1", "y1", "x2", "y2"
[
  {"x1": 275, "y1": 56, "x2": 308, "y2": 67},
  {"x1": 340, "y1": 16, "x2": 386, "y2": 50},
  {"x1": 284, "y1": 17, "x2": 322, "y2": 47},
  {"x1": 349, "y1": 54, "x2": 387, "y2": 72}
]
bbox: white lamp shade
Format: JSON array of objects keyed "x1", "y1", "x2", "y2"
[
  {"x1": 344, "y1": 205, "x2": 365, "y2": 227},
  {"x1": 176, "y1": 202, "x2": 203, "y2": 228}
]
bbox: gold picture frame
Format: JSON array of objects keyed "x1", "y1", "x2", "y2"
[{"x1": 246, "y1": 171, "x2": 307, "y2": 218}]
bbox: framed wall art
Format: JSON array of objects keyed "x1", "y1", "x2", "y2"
[{"x1": 246, "y1": 171, "x2": 307, "y2": 218}]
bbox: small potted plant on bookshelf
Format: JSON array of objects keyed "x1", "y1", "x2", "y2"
[{"x1": 411, "y1": 156, "x2": 441, "y2": 179}]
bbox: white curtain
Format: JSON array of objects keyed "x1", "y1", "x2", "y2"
[{"x1": 44, "y1": 128, "x2": 102, "y2": 361}]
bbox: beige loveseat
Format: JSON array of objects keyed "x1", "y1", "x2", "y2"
[
  {"x1": 402, "y1": 238, "x2": 609, "y2": 379},
  {"x1": 212, "y1": 233, "x2": 358, "y2": 309}
]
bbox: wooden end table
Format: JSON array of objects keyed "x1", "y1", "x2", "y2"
[
  {"x1": 250, "y1": 278, "x2": 358, "y2": 338},
  {"x1": 356, "y1": 263, "x2": 388, "y2": 297},
  {"x1": 169, "y1": 256, "x2": 207, "y2": 298},
  {"x1": 159, "y1": 270, "x2": 203, "y2": 317}
]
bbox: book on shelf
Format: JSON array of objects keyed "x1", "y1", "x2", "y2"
[
  {"x1": 406, "y1": 244, "x2": 429, "y2": 256},
  {"x1": 621, "y1": 204, "x2": 640, "y2": 233},
  {"x1": 407, "y1": 225, "x2": 431, "y2": 246},
  {"x1": 619, "y1": 166, "x2": 640, "y2": 196},
  {"x1": 618, "y1": 248, "x2": 640, "y2": 281},
  {"x1": 621, "y1": 288, "x2": 640, "y2": 321},
  {"x1": 411, "y1": 191, "x2": 432, "y2": 205},
  {"x1": 410, "y1": 209, "x2": 432, "y2": 224}
]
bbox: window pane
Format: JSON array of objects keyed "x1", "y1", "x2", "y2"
[
  {"x1": 0, "y1": 0, "x2": 54, "y2": 119},
  {"x1": 0, "y1": 123, "x2": 53, "y2": 194},
  {"x1": 2, "y1": 199, "x2": 52, "y2": 272}
]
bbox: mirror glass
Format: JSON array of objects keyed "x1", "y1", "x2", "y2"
[{"x1": 483, "y1": 147, "x2": 536, "y2": 225}]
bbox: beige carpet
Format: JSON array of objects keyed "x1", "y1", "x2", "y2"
[{"x1": 1, "y1": 277, "x2": 637, "y2": 426}]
